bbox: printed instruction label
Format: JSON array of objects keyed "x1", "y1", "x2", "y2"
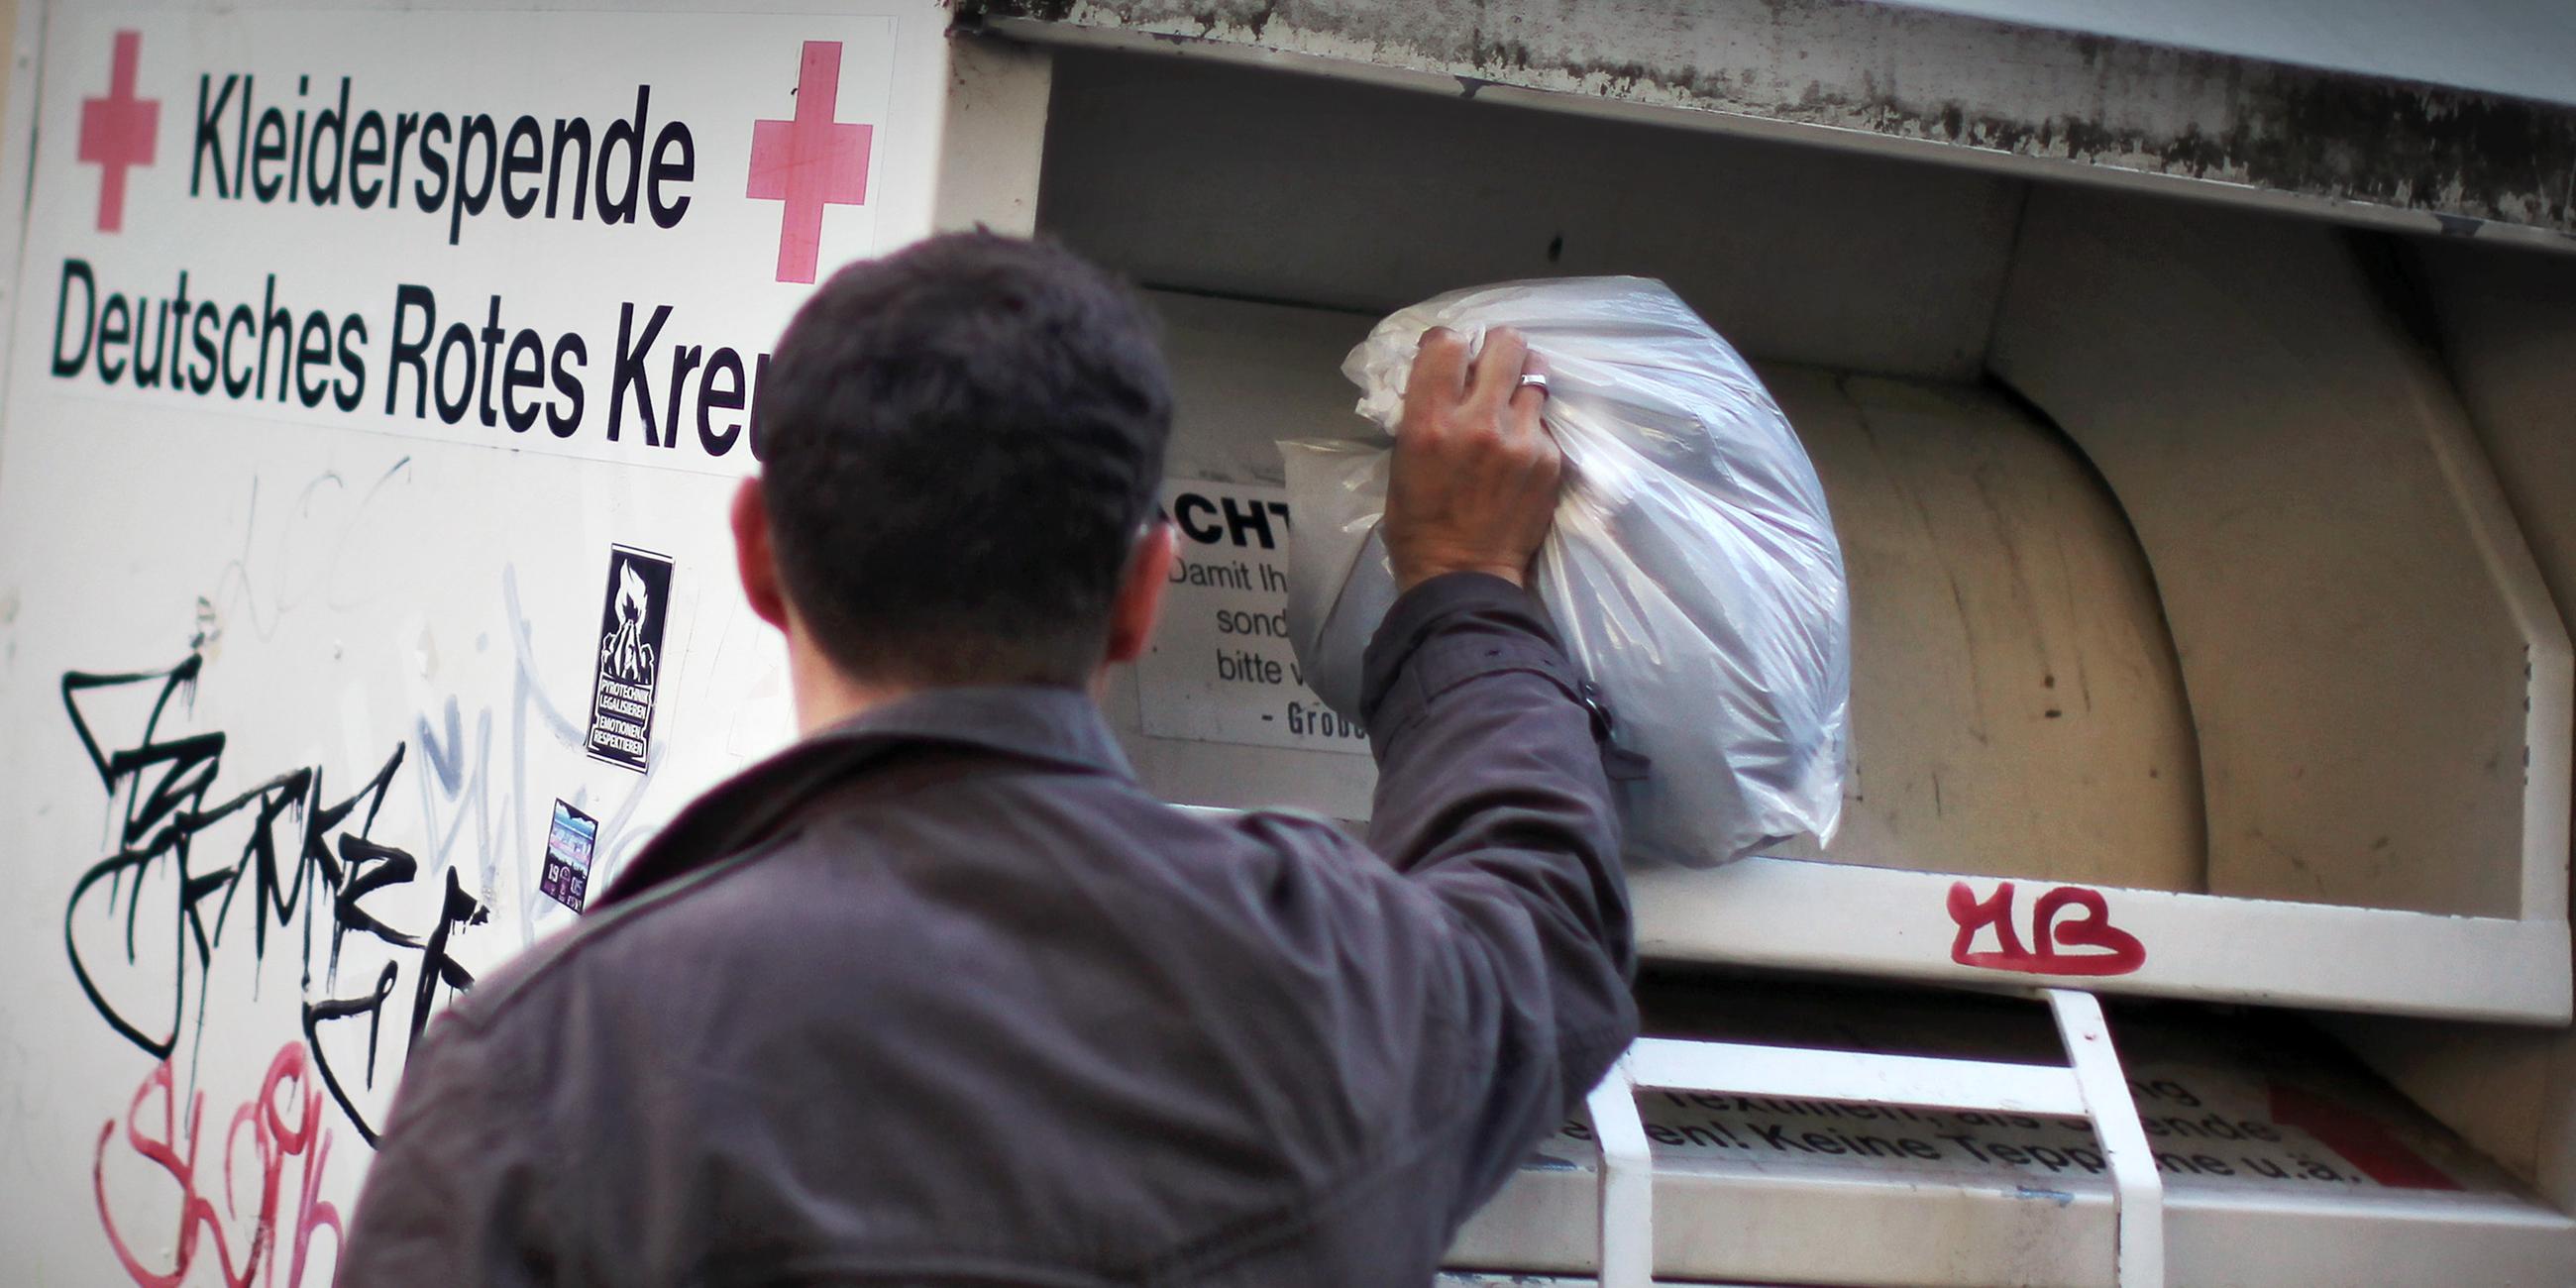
[
  {"x1": 1546, "y1": 1062, "x2": 2461, "y2": 1193},
  {"x1": 1135, "y1": 480, "x2": 1368, "y2": 756},
  {"x1": 587, "y1": 544, "x2": 673, "y2": 771},
  {"x1": 539, "y1": 800, "x2": 600, "y2": 912}
]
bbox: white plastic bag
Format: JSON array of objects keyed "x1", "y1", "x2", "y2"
[{"x1": 1281, "y1": 277, "x2": 1851, "y2": 867}]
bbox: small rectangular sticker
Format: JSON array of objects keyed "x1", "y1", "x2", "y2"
[
  {"x1": 587, "y1": 544, "x2": 673, "y2": 772},
  {"x1": 540, "y1": 800, "x2": 600, "y2": 912}
]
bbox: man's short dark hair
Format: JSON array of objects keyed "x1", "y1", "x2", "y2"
[{"x1": 759, "y1": 233, "x2": 1172, "y2": 688}]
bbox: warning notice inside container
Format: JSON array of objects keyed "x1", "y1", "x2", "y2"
[
  {"x1": 1543, "y1": 1054, "x2": 2468, "y2": 1195},
  {"x1": 1135, "y1": 480, "x2": 1368, "y2": 756}
]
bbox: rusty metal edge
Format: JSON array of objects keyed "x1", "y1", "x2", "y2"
[{"x1": 962, "y1": 0, "x2": 2576, "y2": 257}]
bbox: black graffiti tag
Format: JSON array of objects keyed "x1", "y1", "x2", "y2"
[{"x1": 62, "y1": 654, "x2": 485, "y2": 1146}]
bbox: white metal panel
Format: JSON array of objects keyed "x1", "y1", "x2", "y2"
[
  {"x1": 1454, "y1": 1158, "x2": 2121, "y2": 1288},
  {"x1": 1594, "y1": 997, "x2": 2161, "y2": 1287},
  {"x1": 0, "y1": 3, "x2": 962, "y2": 1284},
  {"x1": 2047, "y1": 991, "x2": 2164, "y2": 1288},
  {"x1": 1104, "y1": 290, "x2": 1382, "y2": 818},
  {"x1": 2158, "y1": 1184, "x2": 2576, "y2": 1287},
  {"x1": 1586, "y1": 1062, "x2": 1658, "y2": 1288},
  {"x1": 930, "y1": 36, "x2": 1052, "y2": 237},
  {"x1": 987, "y1": 0, "x2": 2576, "y2": 252},
  {"x1": 0, "y1": 0, "x2": 39, "y2": 474},
  {"x1": 1125, "y1": 283, "x2": 2572, "y2": 1019},
  {"x1": 1629, "y1": 857, "x2": 2572, "y2": 1021},
  {"x1": 1452, "y1": 994, "x2": 2576, "y2": 1285},
  {"x1": 1990, "y1": 185, "x2": 2573, "y2": 926},
  {"x1": 1455, "y1": 1153, "x2": 2576, "y2": 1288},
  {"x1": 1038, "y1": 53, "x2": 2025, "y2": 382},
  {"x1": 1880, "y1": 0, "x2": 2576, "y2": 107},
  {"x1": 2330, "y1": 238, "x2": 2576, "y2": 1217},
  {"x1": 1772, "y1": 368, "x2": 2204, "y2": 891},
  {"x1": 1626, "y1": 1038, "x2": 2088, "y2": 1120},
  {"x1": 1125, "y1": 292, "x2": 2206, "y2": 891}
]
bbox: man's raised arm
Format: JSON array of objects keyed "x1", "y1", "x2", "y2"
[{"x1": 1362, "y1": 326, "x2": 1639, "y2": 1218}]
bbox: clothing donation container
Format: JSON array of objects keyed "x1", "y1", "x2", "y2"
[
  {"x1": 3, "y1": 0, "x2": 2575, "y2": 1285},
  {"x1": 970, "y1": 2, "x2": 2576, "y2": 1284}
]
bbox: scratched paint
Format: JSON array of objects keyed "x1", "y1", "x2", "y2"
[{"x1": 974, "y1": 0, "x2": 2576, "y2": 245}]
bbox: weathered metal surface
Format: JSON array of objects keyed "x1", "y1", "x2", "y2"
[{"x1": 967, "y1": 0, "x2": 2576, "y2": 249}]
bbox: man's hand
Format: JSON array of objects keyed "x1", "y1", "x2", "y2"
[{"x1": 1384, "y1": 327, "x2": 1563, "y2": 591}]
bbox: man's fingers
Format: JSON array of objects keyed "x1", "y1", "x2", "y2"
[
  {"x1": 1503, "y1": 344, "x2": 1553, "y2": 442},
  {"x1": 1465, "y1": 328, "x2": 1530, "y2": 412},
  {"x1": 1505, "y1": 383, "x2": 1547, "y2": 438},
  {"x1": 1383, "y1": 324, "x2": 1565, "y2": 590},
  {"x1": 1404, "y1": 327, "x2": 1471, "y2": 424}
]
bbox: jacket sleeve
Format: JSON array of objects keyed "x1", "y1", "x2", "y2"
[
  {"x1": 336, "y1": 1015, "x2": 545, "y2": 1288},
  {"x1": 1360, "y1": 571, "x2": 1640, "y2": 1225}
]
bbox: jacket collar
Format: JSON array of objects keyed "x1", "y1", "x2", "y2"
[
  {"x1": 591, "y1": 685, "x2": 1131, "y2": 911},
  {"x1": 819, "y1": 684, "x2": 1137, "y2": 779}
]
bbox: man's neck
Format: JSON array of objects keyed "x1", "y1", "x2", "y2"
[
  {"x1": 783, "y1": 606, "x2": 1127, "y2": 737},
  {"x1": 783, "y1": 626, "x2": 1112, "y2": 737},
  {"x1": 785, "y1": 622, "x2": 920, "y2": 736}
]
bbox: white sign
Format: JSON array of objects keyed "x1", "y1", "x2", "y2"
[
  {"x1": 1135, "y1": 479, "x2": 1370, "y2": 756},
  {"x1": 0, "y1": 6, "x2": 950, "y2": 1286},
  {"x1": 28, "y1": 8, "x2": 922, "y2": 474}
]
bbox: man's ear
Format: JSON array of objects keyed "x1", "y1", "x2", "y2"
[
  {"x1": 732, "y1": 476, "x2": 790, "y2": 630},
  {"x1": 1103, "y1": 521, "x2": 1177, "y2": 668}
]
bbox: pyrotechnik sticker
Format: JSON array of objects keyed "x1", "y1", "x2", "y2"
[
  {"x1": 540, "y1": 800, "x2": 601, "y2": 912},
  {"x1": 588, "y1": 544, "x2": 674, "y2": 772}
]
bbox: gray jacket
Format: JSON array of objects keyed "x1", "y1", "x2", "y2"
[{"x1": 339, "y1": 572, "x2": 1638, "y2": 1286}]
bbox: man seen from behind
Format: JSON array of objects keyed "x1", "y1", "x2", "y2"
[{"x1": 340, "y1": 232, "x2": 1638, "y2": 1287}]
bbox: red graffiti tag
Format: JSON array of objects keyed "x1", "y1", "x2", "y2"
[
  {"x1": 94, "y1": 1042, "x2": 344, "y2": 1288},
  {"x1": 1947, "y1": 881, "x2": 2147, "y2": 976}
]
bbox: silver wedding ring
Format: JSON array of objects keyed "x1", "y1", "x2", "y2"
[{"x1": 1516, "y1": 372, "x2": 1551, "y2": 394}]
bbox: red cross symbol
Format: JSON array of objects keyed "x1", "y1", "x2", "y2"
[
  {"x1": 78, "y1": 30, "x2": 160, "y2": 234},
  {"x1": 747, "y1": 42, "x2": 873, "y2": 284}
]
